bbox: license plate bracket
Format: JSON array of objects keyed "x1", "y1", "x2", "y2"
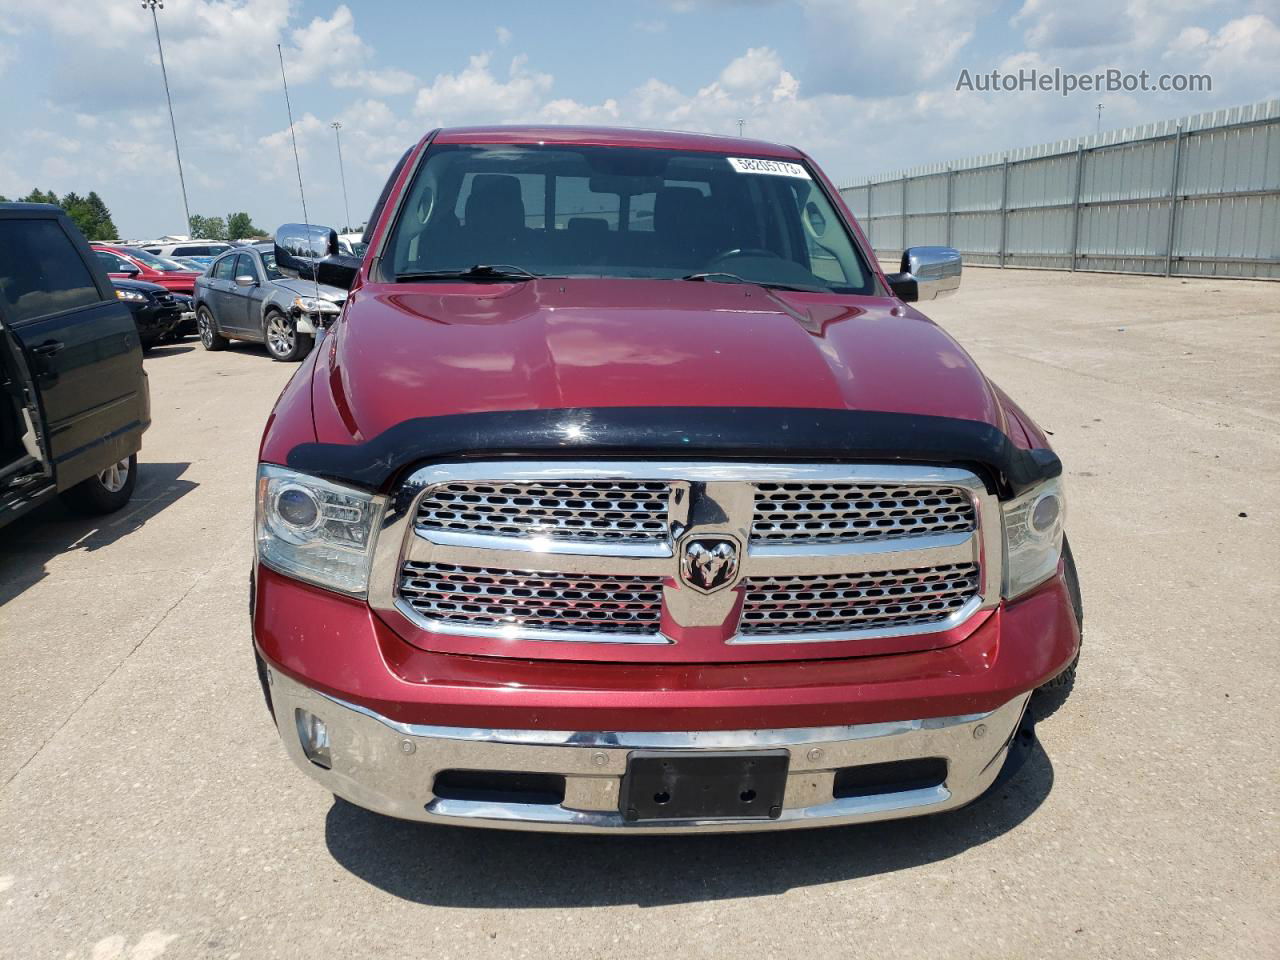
[{"x1": 622, "y1": 750, "x2": 790, "y2": 822}]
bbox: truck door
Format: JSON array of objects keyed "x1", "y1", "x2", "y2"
[{"x1": 0, "y1": 208, "x2": 148, "y2": 490}]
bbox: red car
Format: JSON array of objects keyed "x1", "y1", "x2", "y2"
[
  {"x1": 253, "y1": 126, "x2": 1081, "y2": 833},
  {"x1": 90, "y1": 243, "x2": 202, "y2": 296}
]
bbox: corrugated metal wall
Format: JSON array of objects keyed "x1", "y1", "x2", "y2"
[{"x1": 840, "y1": 100, "x2": 1280, "y2": 280}]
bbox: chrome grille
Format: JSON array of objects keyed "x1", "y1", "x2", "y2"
[
  {"x1": 399, "y1": 560, "x2": 664, "y2": 635},
  {"x1": 751, "y1": 482, "x2": 975, "y2": 545},
  {"x1": 739, "y1": 563, "x2": 979, "y2": 635},
  {"x1": 415, "y1": 480, "x2": 671, "y2": 544}
]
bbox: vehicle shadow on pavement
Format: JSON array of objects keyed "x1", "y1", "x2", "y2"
[
  {"x1": 0, "y1": 461, "x2": 196, "y2": 605},
  {"x1": 323, "y1": 738, "x2": 1054, "y2": 907},
  {"x1": 144, "y1": 343, "x2": 196, "y2": 358}
]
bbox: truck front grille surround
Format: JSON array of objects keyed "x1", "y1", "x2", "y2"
[{"x1": 373, "y1": 462, "x2": 1001, "y2": 649}]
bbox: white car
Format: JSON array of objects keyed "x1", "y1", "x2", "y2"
[{"x1": 141, "y1": 240, "x2": 235, "y2": 264}]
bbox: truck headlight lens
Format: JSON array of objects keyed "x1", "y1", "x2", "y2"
[
  {"x1": 116, "y1": 289, "x2": 147, "y2": 302},
  {"x1": 256, "y1": 465, "x2": 386, "y2": 596},
  {"x1": 1001, "y1": 477, "x2": 1065, "y2": 599}
]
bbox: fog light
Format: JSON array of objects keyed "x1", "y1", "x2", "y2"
[{"x1": 295, "y1": 708, "x2": 331, "y2": 769}]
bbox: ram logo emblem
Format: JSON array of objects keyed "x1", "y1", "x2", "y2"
[{"x1": 680, "y1": 537, "x2": 740, "y2": 594}]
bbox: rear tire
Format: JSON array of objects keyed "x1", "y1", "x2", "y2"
[
  {"x1": 265, "y1": 310, "x2": 313, "y2": 362},
  {"x1": 61, "y1": 454, "x2": 138, "y2": 515},
  {"x1": 198, "y1": 306, "x2": 228, "y2": 351}
]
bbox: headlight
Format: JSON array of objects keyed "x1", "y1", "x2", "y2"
[
  {"x1": 116, "y1": 289, "x2": 147, "y2": 302},
  {"x1": 292, "y1": 296, "x2": 341, "y2": 314},
  {"x1": 256, "y1": 465, "x2": 387, "y2": 596},
  {"x1": 1001, "y1": 476, "x2": 1066, "y2": 599}
]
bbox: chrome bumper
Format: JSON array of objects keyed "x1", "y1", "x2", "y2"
[{"x1": 268, "y1": 668, "x2": 1029, "y2": 834}]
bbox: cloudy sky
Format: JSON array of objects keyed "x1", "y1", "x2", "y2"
[{"x1": 0, "y1": 0, "x2": 1275, "y2": 239}]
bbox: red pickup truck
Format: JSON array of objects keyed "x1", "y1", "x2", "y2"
[{"x1": 254, "y1": 126, "x2": 1081, "y2": 833}]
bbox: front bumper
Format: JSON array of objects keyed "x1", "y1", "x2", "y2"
[{"x1": 267, "y1": 666, "x2": 1029, "y2": 833}]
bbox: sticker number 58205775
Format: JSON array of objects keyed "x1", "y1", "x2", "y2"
[{"x1": 727, "y1": 157, "x2": 811, "y2": 179}]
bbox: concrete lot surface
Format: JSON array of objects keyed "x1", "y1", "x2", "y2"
[{"x1": 1, "y1": 268, "x2": 1277, "y2": 959}]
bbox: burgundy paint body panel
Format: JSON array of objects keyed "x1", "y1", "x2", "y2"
[
  {"x1": 298, "y1": 279, "x2": 1003, "y2": 449},
  {"x1": 255, "y1": 563, "x2": 1079, "y2": 731}
]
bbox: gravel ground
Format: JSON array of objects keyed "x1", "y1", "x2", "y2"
[{"x1": 1, "y1": 267, "x2": 1276, "y2": 959}]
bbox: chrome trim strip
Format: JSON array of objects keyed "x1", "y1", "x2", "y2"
[
  {"x1": 391, "y1": 597, "x2": 671, "y2": 645},
  {"x1": 415, "y1": 526, "x2": 674, "y2": 558},
  {"x1": 315, "y1": 685, "x2": 995, "y2": 746}
]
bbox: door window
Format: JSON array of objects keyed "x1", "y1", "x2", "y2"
[
  {"x1": 0, "y1": 219, "x2": 103, "y2": 324},
  {"x1": 211, "y1": 255, "x2": 237, "y2": 281},
  {"x1": 234, "y1": 254, "x2": 260, "y2": 283}
]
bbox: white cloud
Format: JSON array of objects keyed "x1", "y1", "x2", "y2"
[
  {"x1": 496, "y1": 25, "x2": 512, "y2": 46},
  {"x1": 333, "y1": 68, "x2": 419, "y2": 96},
  {"x1": 799, "y1": 0, "x2": 991, "y2": 96},
  {"x1": 414, "y1": 54, "x2": 554, "y2": 122}
]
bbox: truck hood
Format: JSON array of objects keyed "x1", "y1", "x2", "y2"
[{"x1": 312, "y1": 278, "x2": 1003, "y2": 444}]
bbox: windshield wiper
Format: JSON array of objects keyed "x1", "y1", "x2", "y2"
[
  {"x1": 395, "y1": 263, "x2": 545, "y2": 283},
  {"x1": 681, "y1": 271, "x2": 821, "y2": 293}
]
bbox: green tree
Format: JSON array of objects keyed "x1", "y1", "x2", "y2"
[
  {"x1": 56, "y1": 191, "x2": 118, "y2": 241},
  {"x1": 21, "y1": 188, "x2": 60, "y2": 205},
  {"x1": 188, "y1": 214, "x2": 227, "y2": 240},
  {"x1": 225, "y1": 211, "x2": 263, "y2": 241}
]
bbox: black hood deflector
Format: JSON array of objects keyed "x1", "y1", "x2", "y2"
[{"x1": 284, "y1": 406, "x2": 1061, "y2": 499}]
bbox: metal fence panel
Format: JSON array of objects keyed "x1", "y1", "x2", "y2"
[{"x1": 839, "y1": 99, "x2": 1280, "y2": 280}]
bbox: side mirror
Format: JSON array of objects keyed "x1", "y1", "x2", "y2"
[
  {"x1": 274, "y1": 222, "x2": 360, "y2": 290},
  {"x1": 234, "y1": 275, "x2": 257, "y2": 288},
  {"x1": 121, "y1": 266, "x2": 141, "y2": 277},
  {"x1": 886, "y1": 246, "x2": 962, "y2": 302}
]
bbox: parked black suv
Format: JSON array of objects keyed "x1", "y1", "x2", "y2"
[{"x1": 0, "y1": 203, "x2": 151, "y2": 526}]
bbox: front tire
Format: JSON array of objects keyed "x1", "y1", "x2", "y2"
[
  {"x1": 1036, "y1": 537, "x2": 1082, "y2": 693},
  {"x1": 61, "y1": 454, "x2": 138, "y2": 515},
  {"x1": 197, "y1": 306, "x2": 228, "y2": 351},
  {"x1": 265, "y1": 310, "x2": 313, "y2": 362}
]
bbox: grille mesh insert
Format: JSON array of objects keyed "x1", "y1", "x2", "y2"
[
  {"x1": 751, "y1": 482, "x2": 976, "y2": 545},
  {"x1": 739, "y1": 563, "x2": 979, "y2": 635},
  {"x1": 416, "y1": 480, "x2": 671, "y2": 544},
  {"x1": 399, "y1": 561, "x2": 664, "y2": 635}
]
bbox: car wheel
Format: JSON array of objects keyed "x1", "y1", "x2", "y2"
[
  {"x1": 60, "y1": 454, "x2": 138, "y2": 515},
  {"x1": 265, "y1": 310, "x2": 313, "y2": 362},
  {"x1": 198, "y1": 306, "x2": 228, "y2": 351}
]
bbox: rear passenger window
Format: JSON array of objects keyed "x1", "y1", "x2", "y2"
[{"x1": 0, "y1": 219, "x2": 102, "y2": 324}]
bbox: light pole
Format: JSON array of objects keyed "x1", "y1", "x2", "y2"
[
  {"x1": 1095, "y1": 102, "x2": 1104, "y2": 137},
  {"x1": 142, "y1": 1, "x2": 192, "y2": 238},
  {"x1": 331, "y1": 121, "x2": 352, "y2": 233},
  {"x1": 737, "y1": 118, "x2": 745, "y2": 137}
]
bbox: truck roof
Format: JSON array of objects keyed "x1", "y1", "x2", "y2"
[{"x1": 429, "y1": 125, "x2": 803, "y2": 158}]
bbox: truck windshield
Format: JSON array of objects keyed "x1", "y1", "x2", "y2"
[{"x1": 385, "y1": 144, "x2": 876, "y2": 294}]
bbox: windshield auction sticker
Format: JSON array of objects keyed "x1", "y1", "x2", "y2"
[{"x1": 727, "y1": 157, "x2": 811, "y2": 178}]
